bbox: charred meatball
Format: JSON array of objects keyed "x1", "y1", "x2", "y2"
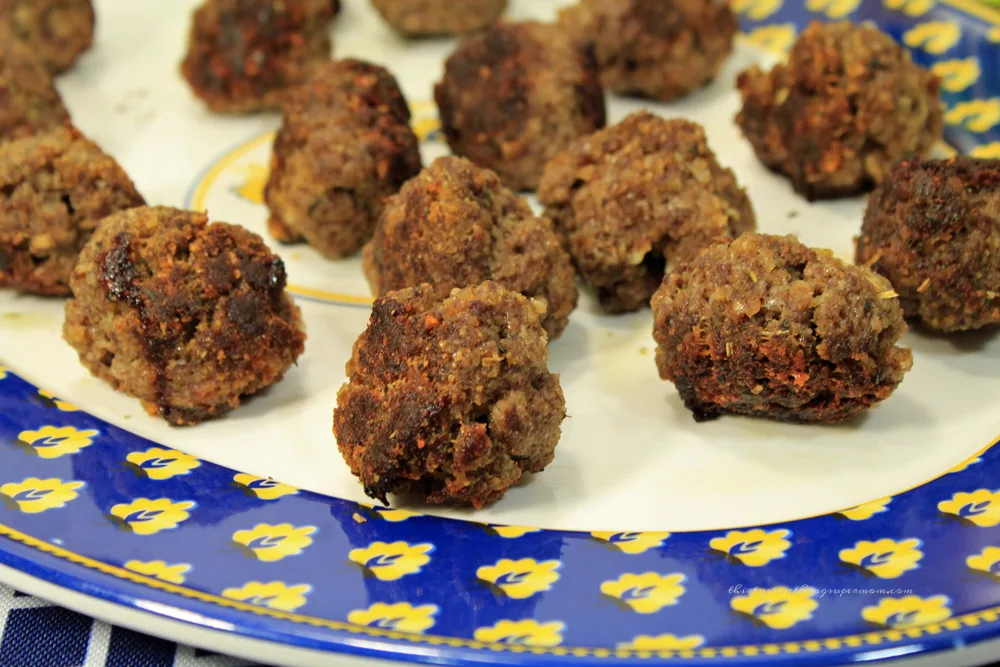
[
  {"x1": 371, "y1": 0, "x2": 507, "y2": 36},
  {"x1": 0, "y1": 41, "x2": 70, "y2": 142},
  {"x1": 435, "y1": 21, "x2": 606, "y2": 191},
  {"x1": 736, "y1": 21, "x2": 942, "y2": 201},
  {"x1": 181, "y1": 0, "x2": 334, "y2": 114},
  {"x1": 0, "y1": 0, "x2": 94, "y2": 74},
  {"x1": 0, "y1": 127, "x2": 145, "y2": 296},
  {"x1": 334, "y1": 281, "x2": 566, "y2": 508},
  {"x1": 559, "y1": 0, "x2": 736, "y2": 101},
  {"x1": 363, "y1": 156, "x2": 577, "y2": 338},
  {"x1": 264, "y1": 59, "x2": 421, "y2": 258},
  {"x1": 64, "y1": 206, "x2": 306, "y2": 426},
  {"x1": 857, "y1": 158, "x2": 1000, "y2": 332},
  {"x1": 652, "y1": 233, "x2": 913, "y2": 423},
  {"x1": 538, "y1": 112, "x2": 755, "y2": 313}
]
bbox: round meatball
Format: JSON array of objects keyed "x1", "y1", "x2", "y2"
[
  {"x1": 538, "y1": 112, "x2": 755, "y2": 314},
  {"x1": 0, "y1": 41, "x2": 70, "y2": 142},
  {"x1": 559, "y1": 0, "x2": 736, "y2": 101},
  {"x1": 265, "y1": 60, "x2": 422, "y2": 258},
  {"x1": 180, "y1": 0, "x2": 334, "y2": 114},
  {"x1": 371, "y1": 0, "x2": 507, "y2": 36},
  {"x1": 0, "y1": 127, "x2": 145, "y2": 296},
  {"x1": 64, "y1": 206, "x2": 306, "y2": 426},
  {"x1": 736, "y1": 21, "x2": 942, "y2": 201},
  {"x1": 363, "y1": 156, "x2": 577, "y2": 338},
  {"x1": 652, "y1": 233, "x2": 913, "y2": 423},
  {"x1": 334, "y1": 281, "x2": 566, "y2": 508},
  {"x1": 0, "y1": 0, "x2": 94, "y2": 74},
  {"x1": 857, "y1": 158, "x2": 1000, "y2": 332},
  {"x1": 434, "y1": 21, "x2": 607, "y2": 191}
]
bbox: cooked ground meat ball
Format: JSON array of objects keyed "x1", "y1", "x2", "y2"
[
  {"x1": 180, "y1": 0, "x2": 334, "y2": 114},
  {"x1": 264, "y1": 59, "x2": 421, "y2": 258},
  {"x1": 363, "y1": 156, "x2": 577, "y2": 338},
  {"x1": 0, "y1": 127, "x2": 144, "y2": 296},
  {"x1": 334, "y1": 281, "x2": 566, "y2": 508},
  {"x1": 559, "y1": 0, "x2": 736, "y2": 101},
  {"x1": 538, "y1": 112, "x2": 755, "y2": 314},
  {"x1": 64, "y1": 206, "x2": 306, "y2": 426},
  {"x1": 434, "y1": 21, "x2": 606, "y2": 192},
  {"x1": 652, "y1": 233, "x2": 913, "y2": 423},
  {"x1": 857, "y1": 158, "x2": 1000, "y2": 332},
  {"x1": 735, "y1": 21, "x2": 942, "y2": 201},
  {"x1": 0, "y1": 0, "x2": 94, "y2": 74},
  {"x1": 371, "y1": 0, "x2": 507, "y2": 36},
  {"x1": 0, "y1": 41, "x2": 70, "y2": 142}
]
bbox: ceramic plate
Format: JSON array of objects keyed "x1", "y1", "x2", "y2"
[{"x1": 1, "y1": 0, "x2": 1000, "y2": 665}]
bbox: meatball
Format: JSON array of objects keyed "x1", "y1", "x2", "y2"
[
  {"x1": 363, "y1": 156, "x2": 577, "y2": 338},
  {"x1": 264, "y1": 59, "x2": 422, "y2": 258},
  {"x1": 559, "y1": 0, "x2": 736, "y2": 101},
  {"x1": 434, "y1": 21, "x2": 606, "y2": 191},
  {"x1": 0, "y1": 41, "x2": 70, "y2": 142},
  {"x1": 63, "y1": 206, "x2": 306, "y2": 426},
  {"x1": 334, "y1": 281, "x2": 566, "y2": 508},
  {"x1": 180, "y1": 0, "x2": 334, "y2": 114},
  {"x1": 0, "y1": 127, "x2": 145, "y2": 296},
  {"x1": 652, "y1": 233, "x2": 913, "y2": 423},
  {"x1": 0, "y1": 0, "x2": 94, "y2": 74},
  {"x1": 857, "y1": 158, "x2": 1000, "y2": 332},
  {"x1": 735, "y1": 21, "x2": 942, "y2": 201},
  {"x1": 371, "y1": 0, "x2": 507, "y2": 36},
  {"x1": 538, "y1": 112, "x2": 755, "y2": 314}
]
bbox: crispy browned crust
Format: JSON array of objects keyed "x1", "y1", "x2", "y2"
[
  {"x1": 434, "y1": 21, "x2": 606, "y2": 192},
  {"x1": 333, "y1": 281, "x2": 565, "y2": 508},
  {"x1": 856, "y1": 158, "x2": 1000, "y2": 332},
  {"x1": 180, "y1": 0, "x2": 334, "y2": 114},
  {"x1": 363, "y1": 156, "x2": 577, "y2": 338},
  {"x1": 559, "y1": 0, "x2": 736, "y2": 101},
  {"x1": 0, "y1": 126, "x2": 145, "y2": 296},
  {"x1": 371, "y1": 0, "x2": 507, "y2": 36},
  {"x1": 0, "y1": 0, "x2": 94, "y2": 74},
  {"x1": 538, "y1": 112, "x2": 755, "y2": 313},
  {"x1": 264, "y1": 59, "x2": 421, "y2": 258},
  {"x1": 63, "y1": 206, "x2": 306, "y2": 425},
  {"x1": 652, "y1": 233, "x2": 913, "y2": 423},
  {"x1": 0, "y1": 42, "x2": 71, "y2": 142},
  {"x1": 735, "y1": 21, "x2": 942, "y2": 201}
]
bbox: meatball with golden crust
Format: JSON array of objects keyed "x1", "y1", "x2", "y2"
[
  {"x1": 559, "y1": 0, "x2": 736, "y2": 101},
  {"x1": 435, "y1": 21, "x2": 606, "y2": 191},
  {"x1": 857, "y1": 158, "x2": 1000, "y2": 332},
  {"x1": 334, "y1": 281, "x2": 566, "y2": 508},
  {"x1": 264, "y1": 60, "x2": 421, "y2": 258},
  {"x1": 652, "y1": 233, "x2": 913, "y2": 423},
  {"x1": 363, "y1": 156, "x2": 577, "y2": 339},
  {"x1": 371, "y1": 0, "x2": 507, "y2": 36},
  {"x1": 64, "y1": 206, "x2": 306, "y2": 426},
  {"x1": 0, "y1": 41, "x2": 70, "y2": 142},
  {"x1": 736, "y1": 21, "x2": 942, "y2": 201},
  {"x1": 0, "y1": 126, "x2": 145, "y2": 296},
  {"x1": 180, "y1": 0, "x2": 334, "y2": 114},
  {"x1": 538, "y1": 112, "x2": 755, "y2": 314},
  {"x1": 0, "y1": 0, "x2": 94, "y2": 74}
]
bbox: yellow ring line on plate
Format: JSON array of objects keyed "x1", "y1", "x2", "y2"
[{"x1": 1, "y1": 519, "x2": 999, "y2": 657}]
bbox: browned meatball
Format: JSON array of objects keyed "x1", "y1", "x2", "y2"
[
  {"x1": 334, "y1": 281, "x2": 566, "y2": 508},
  {"x1": 264, "y1": 60, "x2": 421, "y2": 258},
  {"x1": 0, "y1": 41, "x2": 70, "y2": 142},
  {"x1": 0, "y1": 0, "x2": 94, "y2": 74},
  {"x1": 857, "y1": 158, "x2": 1000, "y2": 332},
  {"x1": 64, "y1": 206, "x2": 306, "y2": 426},
  {"x1": 363, "y1": 156, "x2": 577, "y2": 339},
  {"x1": 559, "y1": 0, "x2": 736, "y2": 101},
  {"x1": 652, "y1": 233, "x2": 913, "y2": 423},
  {"x1": 0, "y1": 127, "x2": 145, "y2": 296},
  {"x1": 371, "y1": 0, "x2": 507, "y2": 36},
  {"x1": 538, "y1": 112, "x2": 755, "y2": 314},
  {"x1": 736, "y1": 21, "x2": 942, "y2": 201},
  {"x1": 180, "y1": 0, "x2": 334, "y2": 114},
  {"x1": 434, "y1": 21, "x2": 606, "y2": 191}
]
